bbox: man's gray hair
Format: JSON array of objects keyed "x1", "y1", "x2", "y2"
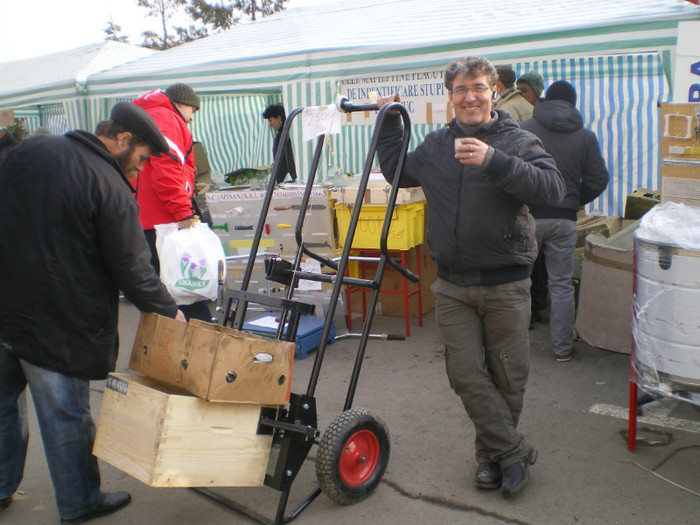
[{"x1": 444, "y1": 56, "x2": 498, "y2": 90}]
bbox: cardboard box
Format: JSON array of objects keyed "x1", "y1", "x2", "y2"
[
  {"x1": 0, "y1": 110, "x2": 14, "y2": 128},
  {"x1": 575, "y1": 222, "x2": 638, "y2": 353},
  {"x1": 348, "y1": 242, "x2": 437, "y2": 318},
  {"x1": 129, "y1": 313, "x2": 294, "y2": 405},
  {"x1": 330, "y1": 182, "x2": 425, "y2": 205},
  {"x1": 94, "y1": 374, "x2": 272, "y2": 488},
  {"x1": 624, "y1": 188, "x2": 661, "y2": 219},
  {"x1": 660, "y1": 103, "x2": 700, "y2": 209},
  {"x1": 576, "y1": 215, "x2": 621, "y2": 248}
]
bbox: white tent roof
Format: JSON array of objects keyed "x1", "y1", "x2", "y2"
[
  {"x1": 0, "y1": 41, "x2": 157, "y2": 107},
  {"x1": 87, "y1": 0, "x2": 698, "y2": 93}
]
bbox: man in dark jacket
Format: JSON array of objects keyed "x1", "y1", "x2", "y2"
[
  {"x1": 263, "y1": 103, "x2": 297, "y2": 184},
  {"x1": 521, "y1": 81, "x2": 609, "y2": 362},
  {"x1": 0, "y1": 102, "x2": 186, "y2": 523},
  {"x1": 376, "y1": 56, "x2": 564, "y2": 498}
]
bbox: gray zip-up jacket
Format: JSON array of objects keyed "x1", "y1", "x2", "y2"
[
  {"x1": 376, "y1": 110, "x2": 565, "y2": 286},
  {"x1": 521, "y1": 100, "x2": 609, "y2": 221}
]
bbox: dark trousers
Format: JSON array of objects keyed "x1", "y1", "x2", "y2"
[
  {"x1": 144, "y1": 229, "x2": 213, "y2": 323},
  {"x1": 530, "y1": 251, "x2": 548, "y2": 315}
]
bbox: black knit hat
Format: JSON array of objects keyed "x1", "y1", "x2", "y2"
[
  {"x1": 110, "y1": 102, "x2": 169, "y2": 156},
  {"x1": 165, "y1": 83, "x2": 200, "y2": 110},
  {"x1": 545, "y1": 80, "x2": 577, "y2": 106}
]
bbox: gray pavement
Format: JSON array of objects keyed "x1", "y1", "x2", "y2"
[{"x1": 3, "y1": 300, "x2": 699, "y2": 524}]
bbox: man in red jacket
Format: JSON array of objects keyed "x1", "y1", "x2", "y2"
[{"x1": 133, "y1": 83, "x2": 212, "y2": 322}]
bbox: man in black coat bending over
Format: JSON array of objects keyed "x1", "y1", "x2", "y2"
[{"x1": 0, "y1": 102, "x2": 185, "y2": 523}]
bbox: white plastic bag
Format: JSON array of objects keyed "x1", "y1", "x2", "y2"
[{"x1": 155, "y1": 222, "x2": 226, "y2": 305}]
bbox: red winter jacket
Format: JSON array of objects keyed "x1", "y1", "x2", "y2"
[{"x1": 133, "y1": 90, "x2": 195, "y2": 229}]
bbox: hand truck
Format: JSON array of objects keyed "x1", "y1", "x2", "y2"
[{"x1": 194, "y1": 97, "x2": 417, "y2": 524}]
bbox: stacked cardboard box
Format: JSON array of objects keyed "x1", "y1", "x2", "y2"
[
  {"x1": 624, "y1": 188, "x2": 661, "y2": 219},
  {"x1": 660, "y1": 103, "x2": 700, "y2": 209},
  {"x1": 329, "y1": 181, "x2": 425, "y2": 205},
  {"x1": 348, "y1": 242, "x2": 437, "y2": 318},
  {"x1": 575, "y1": 215, "x2": 621, "y2": 248}
]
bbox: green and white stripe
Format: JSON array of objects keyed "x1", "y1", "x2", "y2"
[{"x1": 1, "y1": 0, "x2": 697, "y2": 217}]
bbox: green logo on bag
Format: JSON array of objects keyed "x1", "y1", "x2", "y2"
[{"x1": 175, "y1": 252, "x2": 210, "y2": 290}]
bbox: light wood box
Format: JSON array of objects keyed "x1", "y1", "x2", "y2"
[
  {"x1": 94, "y1": 373, "x2": 273, "y2": 487},
  {"x1": 129, "y1": 313, "x2": 294, "y2": 405}
]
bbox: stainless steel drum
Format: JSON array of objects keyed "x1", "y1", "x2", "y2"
[{"x1": 633, "y1": 231, "x2": 700, "y2": 392}]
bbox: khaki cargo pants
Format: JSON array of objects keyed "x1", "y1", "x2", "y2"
[{"x1": 432, "y1": 277, "x2": 532, "y2": 468}]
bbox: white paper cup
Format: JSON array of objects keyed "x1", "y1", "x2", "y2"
[{"x1": 454, "y1": 138, "x2": 462, "y2": 152}]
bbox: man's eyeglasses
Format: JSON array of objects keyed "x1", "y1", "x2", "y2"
[{"x1": 451, "y1": 86, "x2": 491, "y2": 95}]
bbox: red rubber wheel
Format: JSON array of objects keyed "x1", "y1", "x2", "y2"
[{"x1": 316, "y1": 408, "x2": 390, "y2": 505}]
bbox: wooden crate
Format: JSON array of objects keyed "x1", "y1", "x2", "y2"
[
  {"x1": 93, "y1": 374, "x2": 273, "y2": 488},
  {"x1": 129, "y1": 313, "x2": 294, "y2": 405}
]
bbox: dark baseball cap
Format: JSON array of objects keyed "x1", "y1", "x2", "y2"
[{"x1": 110, "y1": 102, "x2": 169, "y2": 157}]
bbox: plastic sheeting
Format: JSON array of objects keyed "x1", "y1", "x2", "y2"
[{"x1": 632, "y1": 202, "x2": 700, "y2": 405}]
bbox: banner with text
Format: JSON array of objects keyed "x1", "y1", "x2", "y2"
[
  {"x1": 337, "y1": 68, "x2": 450, "y2": 126},
  {"x1": 672, "y1": 21, "x2": 700, "y2": 103}
]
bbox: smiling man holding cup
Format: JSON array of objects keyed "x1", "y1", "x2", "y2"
[{"x1": 375, "y1": 56, "x2": 564, "y2": 498}]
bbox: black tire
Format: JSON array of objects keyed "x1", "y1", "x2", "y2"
[{"x1": 316, "y1": 407, "x2": 390, "y2": 505}]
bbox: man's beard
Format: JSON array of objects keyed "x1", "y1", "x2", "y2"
[{"x1": 114, "y1": 144, "x2": 136, "y2": 176}]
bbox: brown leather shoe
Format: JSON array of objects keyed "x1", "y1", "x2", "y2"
[
  {"x1": 475, "y1": 461, "x2": 502, "y2": 489},
  {"x1": 60, "y1": 492, "x2": 131, "y2": 523}
]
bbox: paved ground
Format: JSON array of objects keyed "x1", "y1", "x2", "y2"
[{"x1": 3, "y1": 300, "x2": 699, "y2": 524}]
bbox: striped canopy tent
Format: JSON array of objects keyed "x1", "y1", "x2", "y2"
[
  {"x1": 5, "y1": 0, "x2": 699, "y2": 216},
  {"x1": 0, "y1": 41, "x2": 157, "y2": 134}
]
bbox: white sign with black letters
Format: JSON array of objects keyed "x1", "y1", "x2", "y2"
[{"x1": 338, "y1": 68, "x2": 449, "y2": 125}]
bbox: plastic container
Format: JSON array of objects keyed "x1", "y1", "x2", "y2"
[{"x1": 335, "y1": 201, "x2": 425, "y2": 250}]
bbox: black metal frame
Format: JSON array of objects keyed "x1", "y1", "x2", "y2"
[{"x1": 193, "y1": 99, "x2": 416, "y2": 524}]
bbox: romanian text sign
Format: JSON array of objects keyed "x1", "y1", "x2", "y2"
[{"x1": 338, "y1": 68, "x2": 449, "y2": 125}]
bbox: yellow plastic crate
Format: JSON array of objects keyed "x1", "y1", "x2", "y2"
[{"x1": 335, "y1": 201, "x2": 425, "y2": 250}]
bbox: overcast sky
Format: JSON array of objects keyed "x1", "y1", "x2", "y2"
[{"x1": 0, "y1": 0, "x2": 328, "y2": 63}]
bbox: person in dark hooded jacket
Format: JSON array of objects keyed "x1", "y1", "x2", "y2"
[{"x1": 521, "y1": 80, "x2": 609, "y2": 362}]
